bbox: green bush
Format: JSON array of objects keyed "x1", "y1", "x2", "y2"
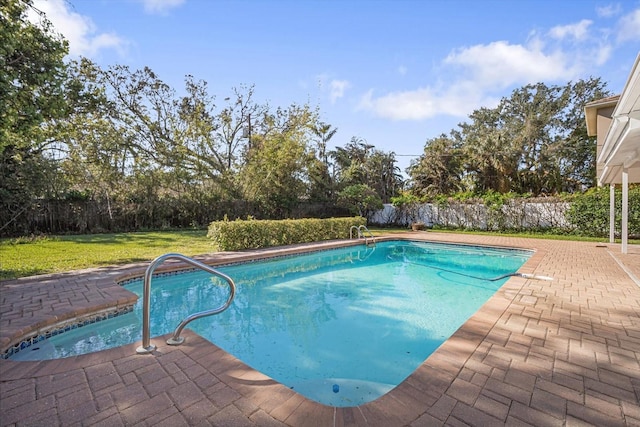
[
  {"x1": 337, "y1": 185, "x2": 383, "y2": 217},
  {"x1": 207, "y1": 216, "x2": 367, "y2": 251},
  {"x1": 391, "y1": 192, "x2": 424, "y2": 224},
  {"x1": 566, "y1": 185, "x2": 639, "y2": 237}
]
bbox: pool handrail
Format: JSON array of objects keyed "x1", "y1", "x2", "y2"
[
  {"x1": 349, "y1": 225, "x2": 360, "y2": 239},
  {"x1": 136, "y1": 253, "x2": 236, "y2": 354},
  {"x1": 350, "y1": 224, "x2": 375, "y2": 246},
  {"x1": 358, "y1": 225, "x2": 375, "y2": 246}
]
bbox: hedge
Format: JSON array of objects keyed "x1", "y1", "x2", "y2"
[
  {"x1": 207, "y1": 216, "x2": 367, "y2": 251},
  {"x1": 565, "y1": 186, "x2": 639, "y2": 237}
]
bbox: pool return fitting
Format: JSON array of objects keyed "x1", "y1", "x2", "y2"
[{"x1": 136, "y1": 253, "x2": 236, "y2": 354}]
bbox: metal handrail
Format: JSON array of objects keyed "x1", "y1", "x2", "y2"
[
  {"x1": 349, "y1": 225, "x2": 376, "y2": 246},
  {"x1": 358, "y1": 225, "x2": 376, "y2": 246},
  {"x1": 136, "y1": 253, "x2": 236, "y2": 354}
]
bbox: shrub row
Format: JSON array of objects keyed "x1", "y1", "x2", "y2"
[
  {"x1": 207, "y1": 216, "x2": 367, "y2": 251},
  {"x1": 565, "y1": 186, "x2": 640, "y2": 237}
]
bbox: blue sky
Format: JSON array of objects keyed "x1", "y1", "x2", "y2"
[{"x1": 33, "y1": 0, "x2": 640, "y2": 173}]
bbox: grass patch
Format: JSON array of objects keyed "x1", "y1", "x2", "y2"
[{"x1": 0, "y1": 230, "x2": 215, "y2": 280}]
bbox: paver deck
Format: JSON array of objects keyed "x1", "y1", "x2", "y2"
[{"x1": 1, "y1": 233, "x2": 639, "y2": 426}]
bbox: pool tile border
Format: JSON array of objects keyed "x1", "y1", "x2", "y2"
[{"x1": 1, "y1": 305, "x2": 134, "y2": 360}]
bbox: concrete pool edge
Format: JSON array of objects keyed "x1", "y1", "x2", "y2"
[{"x1": 2, "y1": 233, "x2": 639, "y2": 426}]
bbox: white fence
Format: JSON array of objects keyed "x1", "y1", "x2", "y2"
[{"x1": 370, "y1": 200, "x2": 572, "y2": 230}]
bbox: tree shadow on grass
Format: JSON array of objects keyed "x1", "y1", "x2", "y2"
[
  {"x1": 0, "y1": 268, "x2": 47, "y2": 281},
  {"x1": 61, "y1": 230, "x2": 207, "y2": 245},
  {"x1": 0, "y1": 257, "x2": 153, "y2": 281}
]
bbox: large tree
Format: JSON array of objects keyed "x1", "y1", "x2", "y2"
[
  {"x1": 460, "y1": 106, "x2": 520, "y2": 193},
  {"x1": 61, "y1": 62, "x2": 269, "y2": 199},
  {"x1": 239, "y1": 104, "x2": 318, "y2": 217},
  {"x1": 555, "y1": 78, "x2": 609, "y2": 191},
  {"x1": 413, "y1": 78, "x2": 610, "y2": 197},
  {"x1": 330, "y1": 137, "x2": 402, "y2": 202},
  {"x1": 0, "y1": 0, "x2": 70, "y2": 233},
  {"x1": 408, "y1": 133, "x2": 464, "y2": 196}
]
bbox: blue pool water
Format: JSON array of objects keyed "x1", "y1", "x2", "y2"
[{"x1": 9, "y1": 240, "x2": 530, "y2": 406}]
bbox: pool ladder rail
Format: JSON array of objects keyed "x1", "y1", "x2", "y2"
[
  {"x1": 350, "y1": 225, "x2": 376, "y2": 246},
  {"x1": 136, "y1": 253, "x2": 236, "y2": 355}
]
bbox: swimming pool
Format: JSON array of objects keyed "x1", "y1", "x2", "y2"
[{"x1": 8, "y1": 240, "x2": 530, "y2": 406}]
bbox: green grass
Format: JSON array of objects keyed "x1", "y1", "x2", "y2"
[
  {"x1": 1, "y1": 228, "x2": 637, "y2": 281},
  {"x1": 0, "y1": 230, "x2": 216, "y2": 280}
]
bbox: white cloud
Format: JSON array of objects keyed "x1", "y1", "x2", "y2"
[
  {"x1": 314, "y1": 74, "x2": 351, "y2": 103},
  {"x1": 594, "y1": 43, "x2": 613, "y2": 66},
  {"x1": 358, "y1": 81, "x2": 499, "y2": 121},
  {"x1": 548, "y1": 20, "x2": 592, "y2": 41},
  {"x1": 357, "y1": 9, "x2": 635, "y2": 122},
  {"x1": 30, "y1": 0, "x2": 127, "y2": 57},
  {"x1": 444, "y1": 41, "x2": 575, "y2": 88},
  {"x1": 359, "y1": 39, "x2": 584, "y2": 121},
  {"x1": 329, "y1": 80, "x2": 351, "y2": 103},
  {"x1": 358, "y1": 88, "x2": 442, "y2": 120},
  {"x1": 616, "y1": 8, "x2": 640, "y2": 42},
  {"x1": 139, "y1": 0, "x2": 186, "y2": 14},
  {"x1": 597, "y1": 4, "x2": 622, "y2": 18}
]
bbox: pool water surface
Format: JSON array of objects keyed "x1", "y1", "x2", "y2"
[{"x1": 10, "y1": 240, "x2": 530, "y2": 407}]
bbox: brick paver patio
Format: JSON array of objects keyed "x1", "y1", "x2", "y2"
[{"x1": 1, "y1": 233, "x2": 639, "y2": 426}]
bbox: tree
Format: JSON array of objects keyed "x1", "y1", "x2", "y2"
[
  {"x1": 53, "y1": 59, "x2": 127, "y2": 220},
  {"x1": 555, "y1": 78, "x2": 609, "y2": 191},
  {"x1": 454, "y1": 78, "x2": 609, "y2": 195},
  {"x1": 1, "y1": 0, "x2": 70, "y2": 234},
  {"x1": 311, "y1": 121, "x2": 337, "y2": 166},
  {"x1": 308, "y1": 121, "x2": 337, "y2": 203},
  {"x1": 496, "y1": 82, "x2": 565, "y2": 194},
  {"x1": 366, "y1": 150, "x2": 403, "y2": 203},
  {"x1": 76, "y1": 64, "x2": 265, "y2": 203},
  {"x1": 408, "y1": 133, "x2": 464, "y2": 196},
  {"x1": 214, "y1": 84, "x2": 265, "y2": 171},
  {"x1": 239, "y1": 104, "x2": 317, "y2": 217},
  {"x1": 330, "y1": 137, "x2": 374, "y2": 187},
  {"x1": 460, "y1": 107, "x2": 518, "y2": 193},
  {"x1": 330, "y1": 137, "x2": 402, "y2": 202},
  {"x1": 1, "y1": 0, "x2": 69, "y2": 150},
  {"x1": 337, "y1": 184, "x2": 383, "y2": 217}
]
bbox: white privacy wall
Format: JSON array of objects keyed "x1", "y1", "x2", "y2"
[{"x1": 369, "y1": 201, "x2": 572, "y2": 230}]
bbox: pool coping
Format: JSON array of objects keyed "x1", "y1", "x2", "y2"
[{"x1": 1, "y1": 233, "x2": 639, "y2": 426}]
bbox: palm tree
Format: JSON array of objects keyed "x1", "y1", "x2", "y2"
[{"x1": 311, "y1": 122, "x2": 337, "y2": 166}]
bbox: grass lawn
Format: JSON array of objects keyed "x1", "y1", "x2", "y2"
[
  {"x1": 0, "y1": 230, "x2": 216, "y2": 280},
  {"x1": 1, "y1": 228, "x2": 636, "y2": 281}
]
